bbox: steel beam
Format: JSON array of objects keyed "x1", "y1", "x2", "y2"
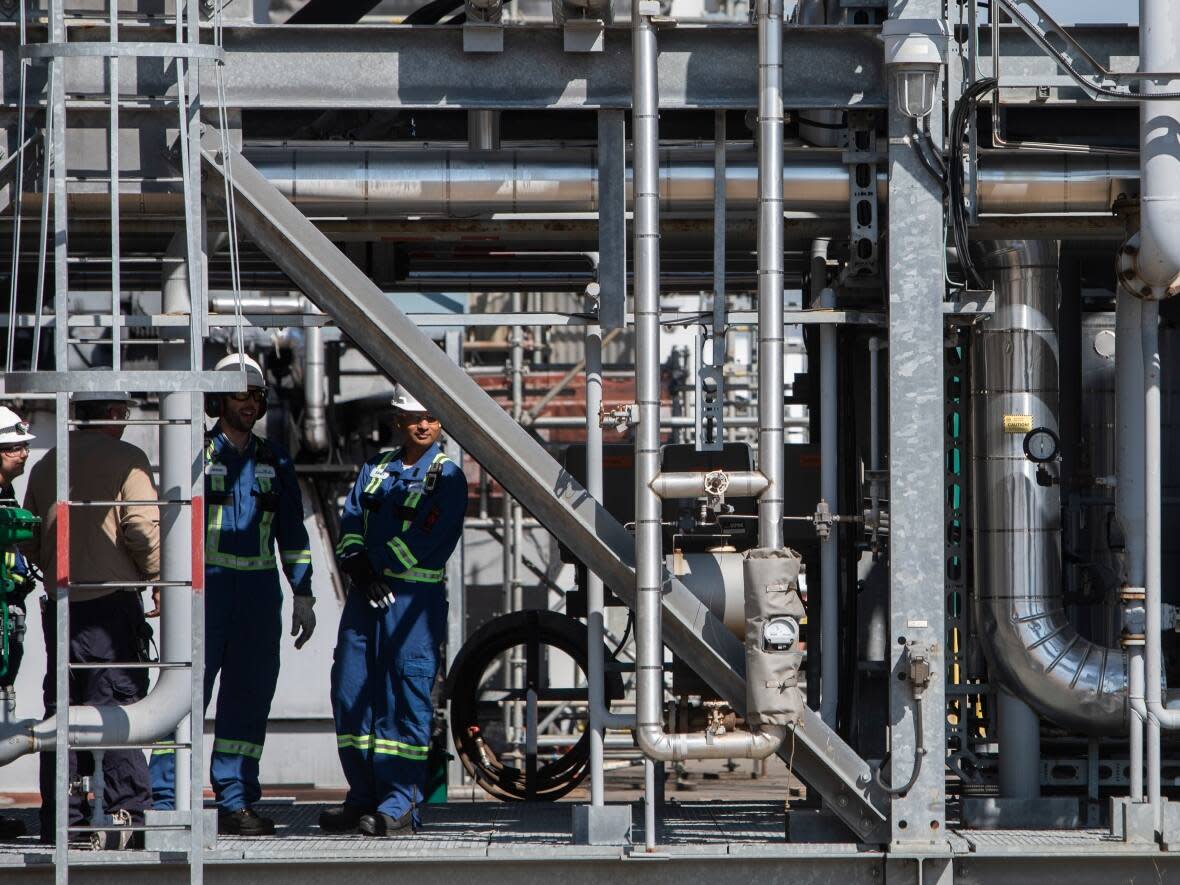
[
  {"x1": 198, "y1": 131, "x2": 889, "y2": 842},
  {"x1": 884, "y1": 0, "x2": 949, "y2": 850}
]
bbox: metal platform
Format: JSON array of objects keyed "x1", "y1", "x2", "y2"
[{"x1": 1, "y1": 801, "x2": 1178, "y2": 884}]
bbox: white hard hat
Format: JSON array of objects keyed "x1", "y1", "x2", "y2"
[
  {"x1": 391, "y1": 384, "x2": 427, "y2": 413},
  {"x1": 213, "y1": 353, "x2": 266, "y2": 389},
  {"x1": 0, "y1": 407, "x2": 34, "y2": 446}
]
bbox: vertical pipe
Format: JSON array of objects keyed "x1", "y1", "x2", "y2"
[
  {"x1": 631, "y1": 0, "x2": 664, "y2": 842},
  {"x1": 1117, "y1": 290, "x2": 1146, "y2": 803},
  {"x1": 1143, "y1": 297, "x2": 1163, "y2": 830},
  {"x1": 161, "y1": 233, "x2": 194, "y2": 811},
  {"x1": 504, "y1": 293, "x2": 525, "y2": 745},
  {"x1": 585, "y1": 324, "x2": 606, "y2": 807},
  {"x1": 756, "y1": 0, "x2": 785, "y2": 551},
  {"x1": 812, "y1": 240, "x2": 838, "y2": 726},
  {"x1": 468, "y1": 110, "x2": 501, "y2": 151},
  {"x1": 997, "y1": 690, "x2": 1041, "y2": 799},
  {"x1": 49, "y1": 0, "x2": 70, "y2": 863},
  {"x1": 302, "y1": 325, "x2": 329, "y2": 453}
]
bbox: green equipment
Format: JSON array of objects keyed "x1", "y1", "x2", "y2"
[{"x1": 0, "y1": 507, "x2": 39, "y2": 682}]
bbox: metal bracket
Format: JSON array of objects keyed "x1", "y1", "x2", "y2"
[
  {"x1": 841, "y1": 111, "x2": 881, "y2": 285},
  {"x1": 463, "y1": 22, "x2": 503, "y2": 53},
  {"x1": 564, "y1": 19, "x2": 605, "y2": 53}
]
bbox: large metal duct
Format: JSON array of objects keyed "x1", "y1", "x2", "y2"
[{"x1": 970, "y1": 240, "x2": 1128, "y2": 736}]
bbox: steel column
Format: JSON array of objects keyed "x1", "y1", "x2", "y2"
[{"x1": 884, "y1": 0, "x2": 948, "y2": 847}]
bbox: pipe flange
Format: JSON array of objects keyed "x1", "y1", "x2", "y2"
[
  {"x1": 1117, "y1": 233, "x2": 1180, "y2": 301},
  {"x1": 1121, "y1": 635, "x2": 1147, "y2": 648},
  {"x1": 1119, "y1": 585, "x2": 1147, "y2": 602}
]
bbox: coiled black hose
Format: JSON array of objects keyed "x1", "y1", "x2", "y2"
[{"x1": 445, "y1": 609, "x2": 624, "y2": 801}]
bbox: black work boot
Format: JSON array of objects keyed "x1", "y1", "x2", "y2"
[
  {"x1": 318, "y1": 804, "x2": 366, "y2": 833},
  {"x1": 0, "y1": 815, "x2": 26, "y2": 840},
  {"x1": 357, "y1": 810, "x2": 412, "y2": 837},
  {"x1": 218, "y1": 808, "x2": 276, "y2": 836}
]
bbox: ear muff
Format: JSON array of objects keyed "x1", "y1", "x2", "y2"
[{"x1": 256, "y1": 395, "x2": 268, "y2": 420}]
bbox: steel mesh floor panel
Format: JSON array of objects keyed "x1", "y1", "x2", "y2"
[{"x1": 958, "y1": 828, "x2": 1145, "y2": 854}]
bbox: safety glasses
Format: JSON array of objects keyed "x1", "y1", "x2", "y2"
[{"x1": 228, "y1": 389, "x2": 266, "y2": 404}]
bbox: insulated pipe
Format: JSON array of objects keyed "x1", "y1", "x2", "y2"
[
  {"x1": 303, "y1": 325, "x2": 330, "y2": 453},
  {"x1": 649, "y1": 471, "x2": 768, "y2": 500},
  {"x1": 1133, "y1": 0, "x2": 1180, "y2": 297},
  {"x1": 970, "y1": 240, "x2": 1128, "y2": 736},
  {"x1": 811, "y1": 240, "x2": 838, "y2": 727},
  {"x1": 240, "y1": 146, "x2": 1138, "y2": 218},
  {"x1": 1116, "y1": 290, "x2": 1147, "y2": 802},
  {"x1": 631, "y1": 0, "x2": 783, "y2": 766}
]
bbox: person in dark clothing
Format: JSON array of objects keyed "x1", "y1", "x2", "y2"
[{"x1": 24, "y1": 393, "x2": 160, "y2": 846}]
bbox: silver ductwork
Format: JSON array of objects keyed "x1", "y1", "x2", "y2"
[{"x1": 970, "y1": 240, "x2": 1128, "y2": 736}]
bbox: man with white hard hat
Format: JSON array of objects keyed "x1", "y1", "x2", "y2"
[
  {"x1": 24, "y1": 391, "x2": 159, "y2": 846},
  {"x1": 0, "y1": 406, "x2": 35, "y2": 841},
  {"x1": 149, "y1": 352, "x2": 316, "y2": 837},
  {"x1": 321, "y1": 382, "x2": 467, "y2": 836}
]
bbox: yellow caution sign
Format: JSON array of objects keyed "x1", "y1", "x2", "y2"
[{"x1": 1002, "y1": 414, "x2": 1034, "y2": 434}]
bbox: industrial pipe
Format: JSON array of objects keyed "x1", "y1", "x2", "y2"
[
  {"x1": 1116, "y1": 290, "x2": 1147, "y2": 803},
  {"x1": 632, "y1": 0, "x2": 787, "y2": 768},
  {"x1": 811, "y1": 239, "x2": 838, "y2": 727},
  {"x1": 971, "y1": 240, "x2": 1128, "y2": 736},
  {"x1": 237, "y1": 146, "x2": 1137, "y2": 218},
  {"x1": 1130, "y1": 0, "x2": 1180, "y2": 298},
  {"x1": 649, "y1": 471, "x2": 768, "y2": 500},
  {"x1": 303, "y1": 325, "x2": 330, "y2": 453}
]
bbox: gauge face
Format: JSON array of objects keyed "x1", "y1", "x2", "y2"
[
  {"x1": 1023, "y1": 427, "x2": 1059, "y2": 464},
  {"x1": 762, "y1": 617, "x2": 799, "y2": 652}
]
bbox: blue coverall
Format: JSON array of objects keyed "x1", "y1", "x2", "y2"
[
  {"x1": 150, "y1": 427, "x2": 312, "y2": 812},
  {"x1": 331, "y1": 441, "x2": 466, "y2": 825}
]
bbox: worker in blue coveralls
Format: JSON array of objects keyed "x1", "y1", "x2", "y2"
[
  {"x1": 149, "y1": 353, "x2": 317, "y2": 836},
  {"x1": 319, "y1": 384, "x2": 467, "y2": 837}
]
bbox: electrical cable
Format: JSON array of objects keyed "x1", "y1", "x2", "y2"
[
  {"x1": 949, "y1": 77, "x2": 998, "y2": 291},
  {"x1": 609, "y1": 610, "x2": 633, "y2": 661},
  {"x1": 874, "y1": 696, "x2": 926, "y2": 797},
  {"x1": 909, "y1": 117, "x2": 948, "y2": 196}
]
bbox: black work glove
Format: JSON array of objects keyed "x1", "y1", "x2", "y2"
[{"x1": 338, "y1": 551, "x2": 395, "y2": 610}]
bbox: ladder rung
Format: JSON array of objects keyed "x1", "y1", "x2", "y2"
[
  {"x1": 68, "y1": 824, "x2": 191, "y2": 832},
  {"x1": 67, "y1": 580, "x2": 191, "y2": 589},
  {"x1": 69, "y1": 419, "x2": 194, "y2": 427},
  {"x1": 69, "y1": 499, "x2": 190, "y2": 507},
  {"x1": 67, "y1": 743, "x2": 190, "y2": 752},
  {"x1": 69, "y1": 661, "x2": 191, "y2": 670}
]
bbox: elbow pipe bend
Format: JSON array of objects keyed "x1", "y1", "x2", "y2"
[
  {"x1": 971, "y1": 240, "x2": 1128, "y2": 737},
  {"x1": 0, "y1": 667, "x2": 192, "y2": 767}
]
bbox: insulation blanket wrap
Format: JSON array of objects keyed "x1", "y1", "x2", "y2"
[{"x1": 743, "y1": 547, "x2": 805, "y2": 728}]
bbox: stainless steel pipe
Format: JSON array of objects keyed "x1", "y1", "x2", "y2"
[
  {"x1": 970, "y1": 240, "x2": 1128, "y2": 736},
  {"x1": 631, "y1": 0, "x2": 784, "y2": 767},
  {"x1": 241, "y1": 145, "x2": 1137, "y2": 218},
  {"x1": 649, "y1": 470, "x2": 768, "y2": 500}
]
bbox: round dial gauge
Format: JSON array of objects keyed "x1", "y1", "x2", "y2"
[
  {"x1": 1023, "y1": 427, "x2": 1060, "y2": 464},
  {"x1": 762, "y1": 616, "x2": 799, "y2": 652}
]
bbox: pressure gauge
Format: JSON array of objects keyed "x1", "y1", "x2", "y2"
[
  {"x1": 762, "y1": 616, "x2": 799, "y2": 653},
  {"x1": 1023, "y1": 426, "x2": 1059, "y2": 464}
]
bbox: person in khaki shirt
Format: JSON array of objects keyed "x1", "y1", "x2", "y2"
[{"x1": 23, "y1": 392, "x2": 160, "y2": 846}]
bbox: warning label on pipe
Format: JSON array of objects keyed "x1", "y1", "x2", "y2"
[{"x1": 1002, "y1": 414, "x2": 1034, "y2": 433}]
